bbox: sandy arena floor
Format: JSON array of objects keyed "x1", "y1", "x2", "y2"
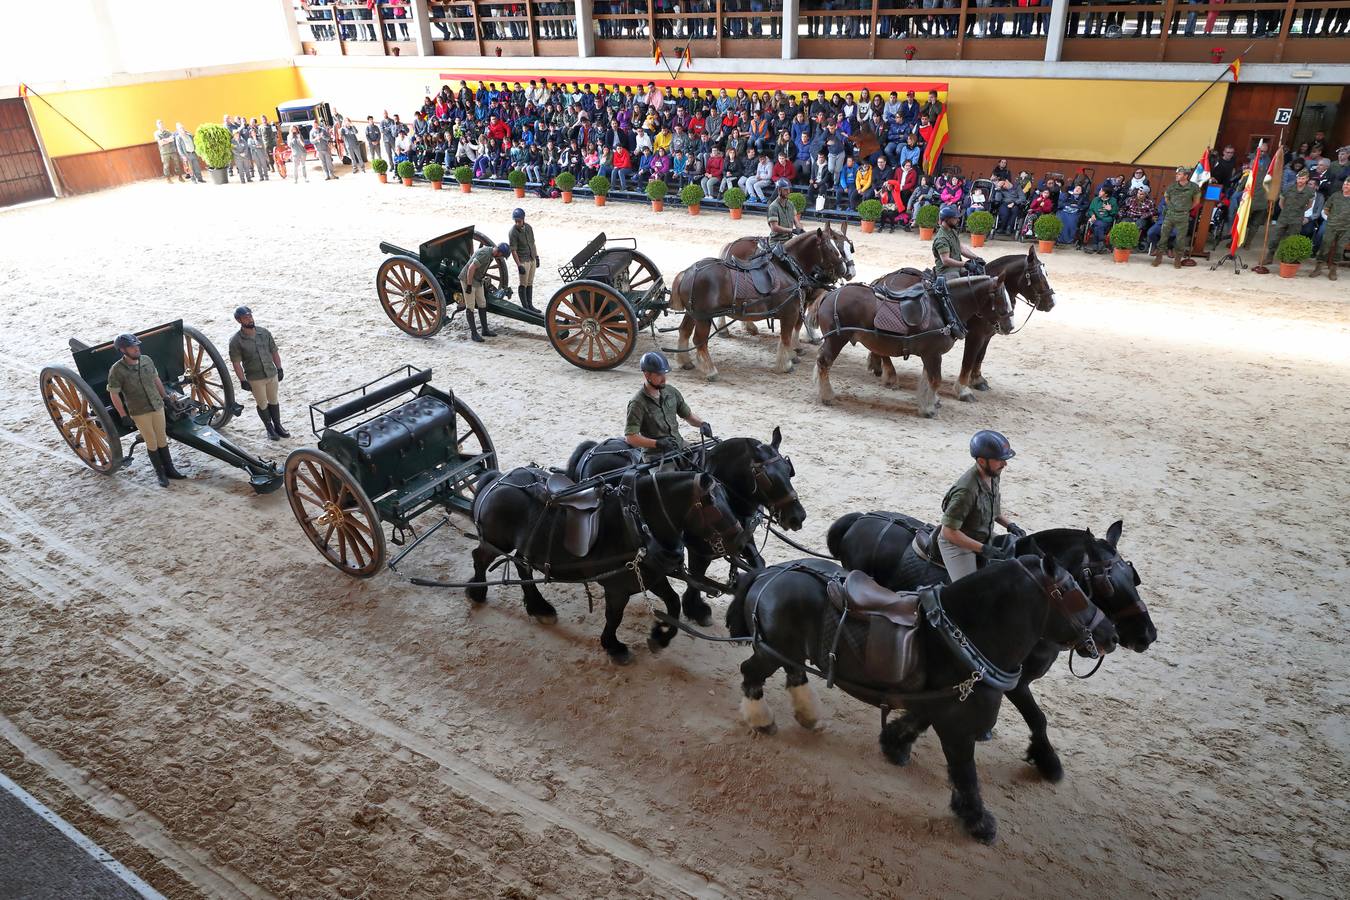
[{"x1": 1, "y1": 163, "x2": 1347, "y2": 899}]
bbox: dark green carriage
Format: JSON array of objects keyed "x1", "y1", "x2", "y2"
[
  {"x1": 375, "y1": 226, "x2": 666, "y2": 371},
  {"x1": 38, "y1": 320, "x2": 282, "y2": 492},
  {"x1": 283, "y1": 366, "x2": 495, "y2": 577}
]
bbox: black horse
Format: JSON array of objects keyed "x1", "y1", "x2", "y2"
[
  {"x1": 470, "y1": 466, "x2": 746, "y2": 664},
  {"x1": 827, "y1": 512, "x2": 1156, "y2": 780},
  {"x1": 726, "y1": 553, "x2": 1117, "y2": 843},
  {"x1": 566, "y1": 428, "x2": 806, "y2": 627}
]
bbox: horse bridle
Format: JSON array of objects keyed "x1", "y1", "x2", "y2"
[
  {"x1": 678, "y1": 476, "x2": 747, "y2": 559},
  {"x1": 1024, "y1": 559, "x2": 1107, "y2": 659},
  {"x1": 1083, "y1": 554, "x2": 1148, "y2": 622},
  {"x1": 1015, "y1": 260, "x2": 1055, "y2": 311},
  {"x1": 747, "y1": 448, "x2": 799, "y2": 524}
]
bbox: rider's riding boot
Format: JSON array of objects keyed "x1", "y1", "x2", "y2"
[
  {"x1": 1329, "y1": 257, "x2": 1339, "y2": 281},
  {"x1": 520, "y1": 286, "x2": 536, "y2": 312},
  {"x1": 268, "y1": 404, "x2": 290, "y2": 438},
  {"x1": 467, "y1": 309, "x2": 483, "y2": 342},
  {"x1": 1310, "y1": 260, "x2": 1325, "y2": 278},
  {"x1": 257, "y1": 406, "x2": 280, "y2": 439},
  {"x1": 158, "y1": 446, "x2": 186, "y2": 479},
  {"x1": 478, "y1": 308, "x2": 496, "y2": 337},
  {"x1": 148, "y1": 449, "x2": 170, "y2": 487},
  {"x1": 1172, "y1": 249, "x2": 1183, "y2": 269},
  {"x1": 1151, "y1": 248, "x2": 1163, "y2": 267}
]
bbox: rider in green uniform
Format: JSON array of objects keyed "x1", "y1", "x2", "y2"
[
  {"x1": 930, "y1": 204, "x2": 984, "y2": 339},
  {"x1": 766, "y1": 178, "x2": 801, "y2": 244},
  {"x1": 624, "y1": 351, "x2": 711, "y2": 462},
  {"x1": 937, "y1": 430, "x2": 1025, "y2": 580}
]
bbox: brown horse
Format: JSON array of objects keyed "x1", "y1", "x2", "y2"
[
  {"x1": 669, "y1": 227, "x2": 850, "y2": 380},
  {"x1": 814, "y1": 275, "x2": 1013, "y2": 416},
  {"x1": 867, "y1": 247, "x2": 1056, "y2": 400},
  {"x1": 720, "y1": 225, "x2": 857, "y2": 342}
]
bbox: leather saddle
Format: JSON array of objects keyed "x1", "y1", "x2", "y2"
[
  {"x1": 543, "y1": 472, "x2": 604, "y2": 557},
  {"x1": 872, "y1": 281, "x2": 943, "y2": 335},
  {"x1": 911, "y1": 525, "x2": 942, "y2": 568},
  {"x1": 825, "y1": 571, "x2": 924, "y2": 688}
]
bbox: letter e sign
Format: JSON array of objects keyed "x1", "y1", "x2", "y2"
[{"x1": 1273, "y1": 108, "x2": 1293, "y2": 126}]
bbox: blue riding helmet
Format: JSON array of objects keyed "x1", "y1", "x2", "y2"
[
  {"x1": 969, "y1": 429, "x2": 1015, "y2": 461},
  {"x1": 512, "y1": 207, "x2": 525, "y2": 220},
  {"x1": 939, "y1": 204, "x2": 961, "y2": 221},
  {"x1": 114, "y1": 333, "x2": 141, "y2": 350},
  {"x1": 233, "y1": 305, "x2": 252, "y2": 320},
  {"x1": 495, "y1": 242, "x2": 510, "y2": 255},
  {"x1": 639, "y1": 351, "x2": 670, "y2": 374},
  {"x1": 775, "y1": 178, "x2": 792, "y2": 190}
]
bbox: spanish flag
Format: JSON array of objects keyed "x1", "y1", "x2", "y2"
[
  {"x1": 920, "y1": 110, "x2": 949, "y2": 176},
  {"x1": 1227, "y1": 58, "x2": 1241, "y2": 83},
  {"x1": 1229, "y1": 142, "x2": 1261, "y2": 257},
  {"x1": 653, "y1": 44, "x2": 664, "y2": 66},
  {"x1": 682, "y1": 45, "x2": 692, "y2": 68}
]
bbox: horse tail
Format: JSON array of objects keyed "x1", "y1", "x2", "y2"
[
  {"x1": 826, "y1": 512, "x2": 861, "y2": 560},
  {"x1": 669, "y1": 269, "x2": 687, "y2": 312},
  {"x1": 565, "y1": 440, "x2": 597, "y2": 480},
  {"x1": 725, "y1": 569, "x2": 758, "y2": 638}
]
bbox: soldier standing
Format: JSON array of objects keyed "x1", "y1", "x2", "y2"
[
  {"x1": 154, "y1": 120, "x2": 181, "y2": 183},
  {"x1": 459, "y1": 242, "x2": 509, "y2": 342},
  {"x1": 1312, "y1": 177, "x2": 1350, "y2": 280},
  {"x1": 312, "y1": 121, "x2": 338, "y2": 181},
  {"x1": 259, "y1": 115, "x2": 277, "y2": 172},
  {"x1": 286, "y1": 125, "x2": 308, "y2": 183},
  {"x1": 231, "y1": 126, "x2": 254, "y2": 183},
  {"x1": 508, "y1": 208, "x2": 540, "y2": 312},
  {"x1": 1264, "y1": 170, "x2": 1316, "y2": 266},
  {"x1": 340, "y1": 118, "x2": 365, "y2": 174},
  {"x1": 106, "y1": 333, "x2": 184, "y2": 487},
  {"x1": 1152, "y1": 167, "x2": 1200, "y2": 268},
  {"x1": 380, "y1": 111, "x2": 398, "y2": 165},
  {"x1": 228, "y1": 306, "x2": 290, "y2": 440},
  {"x1": 248, "y1": 122, "x2": 270, "y2": 181},
  {"x1": 173, "y1": 123, "x2": 203, "y2": 183},
  {"x1": 365, "y1": 115, "x2": 383, "y2": 164}
]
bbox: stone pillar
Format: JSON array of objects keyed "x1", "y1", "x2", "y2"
[
  {"x1": 576, "y1": 0, "x2": 596, "y2": 57},
  {"x1": 1044, "y1": 0, "x2": 1069, "y2": 62},
  {"x1": 277, "y1": 0, "x2": 303, "y2": 54},
  {"x1": 410, "y1": 0, "x2": 435, "y2": 55},
  {"x1": 781, "y1": 0, "x2": 799, "y2": 59}
]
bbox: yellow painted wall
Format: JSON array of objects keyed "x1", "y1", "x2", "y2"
[
  {"x1": 297, "y1": 62, "x2": 1226, "y2": 167},
  {"x1": 30, "y1": 66, "x2": 305, "y2": 157}
]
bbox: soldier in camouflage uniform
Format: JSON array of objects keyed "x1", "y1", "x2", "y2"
[
  {"x1": 231, "y1": 127, "x2": 254, "y2": 183},
  {"x1": 154, "y1": 120, "x2": 181, "y2": 183},
  {"x1": 1312, "y1": 177, "x2": 1350, "y2": 281},
  {"x1": 1152, "y1": 167, "x2": 1200, "y2": 269},
  {"x1": 1264, "y1": 170, "x2": 1316, "y2": 267},
  {"x1": 460, "y1": 242, "x2": 509, "y2": 342}
]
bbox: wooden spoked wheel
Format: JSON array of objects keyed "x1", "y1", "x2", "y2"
[
  {"x1": 39, "y1": 366, "x2": 123, "y2": 474},
  {"x1": 545, "y1": 280, "x2": 638, "y2": 371},
  {"x1": 284, "y1": 448, "x2": 386, "y2": 577},
  {"x1": 472, "y1": 231, "x2": 510, "y2": 298},
  {"x1": 378, "y1": 255, "x2": 447, "y2": 337},
  {"x1": 181, "y1": 325, "x2": 236, "y2": 428},
  {"x1": 592, "y1": 249, "x2": 663, "y2": 327},
  {"x1": 452, "y1": 396, "x2": 497, "y2": 507}
]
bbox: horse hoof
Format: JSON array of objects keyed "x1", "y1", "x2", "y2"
[
  {"x1": 958, "y1": 390, "x2": 976, "y2": 402},
  {"x1": 921, "y1": 410, "x2": 936, "y2": 419},
  {"x1": 466, "y1": 591, "x2": 486, "y2": 605},
  {"x1": 706, "y1": 373, "x2": 719, "y2": 383},
  {"x1": 608, "y1": 646, "x2": 635, "y2": 666},
  {"x1": 531, "y1": 612, "x2": 558, "y2": 625},
  {"x1": 820, "y1": 397, "x2": 834, "y2": 407},
  {"x1": 646, "y1": 636, "x2": 665, "y2": 655},
  {"x1": 1026, "y1": 741, "x2": 1064, "y2": 782},
  {"x1": 973, "y1": 380, "x2": 991, "y2": 391},
  {"x1": 681, "y1": 362, "x2": 696, "y2": 371},
  {"x1": 754, "y1": 721, "x2": 778, "y2": 736},
  {"x1": 975, "y1": 729, "x2": 994, "y2": 742},
  {"x1": 966, "y1": 813, "x2": 998, "y2": 845}
]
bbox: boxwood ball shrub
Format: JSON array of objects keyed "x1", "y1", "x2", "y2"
[
  {"x1": 1109, "y1": 220, "x2": 1141, "y2": 250},
  {"x1": 857, "y1": 199, "x2": 884, "y2": 222},
  {"x1": 193, "y1": 123, "x2": 232, "y2": 169},
  {"x1": 422, "y1": 163, "x2": 444, "y2": 183},
  {"x1": 588, "y1": 174, "x2": 610, "y2": 196},
  {"x1": 1033, "y1": 213, "x2": 1064, "y2": 242},
  {"x1": 788, "y1": 191, "x2": 807, "y2": 214},
  {"x1": 916, "y1": 204, "x2": 940, "y2": 229},
  {"x1": 646, "y1": 179, "x2": 669, "y2": 201},
  {"x1": 965, "y1": 210, "x2": 995, "y2": 235},
  {"x1": 1276, "y1": 234, "x2": 1314, "y2": 264},
  {"x1": 555, "y1": 171, "x2": 576, "y2": 191},
  {"x1": 371, "y1": 158, "x2": 389, "y2": 175},
  {"x1": 680, "y1": 183, "x2": 705, "y2": 206},
  {"x1": 453, "y1": 164, "x2": 473, "y2": 184},
  {"x1": 507, "y1": 168, "x2": 526, "y2": 188},
  {"x1": 722, "y1": 186, "x2": 747, "y2": 209},
  {"x1": 396, "y1": 161, "x2": 415, "y2": 180}
]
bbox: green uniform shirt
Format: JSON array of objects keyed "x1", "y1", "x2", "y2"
[
  {"x1": 463, "y1": 246, "x2": 495, "y2": 285},
  {"x1": 1324, "y1": 191, "x2": 1350, "y2": 231},
  {"x1": 766, "y1": 197, "x2": 796, "y2": 242},
  {"x1": 1275, "y1": 184, "x2": 1315, "y2": 227},
  {"x1": 932, "y1": 225, "x2": 962, "y2": 276},
  {"x1": 508, "y1": 222, "x2": 538, "y2": 261},
  {"x1": 107, "y1": 355, "x2": 163, "y2": 416},
  {"x1": 624, "y1": 385, "x2": 691, "y2": 450},
  {"x1": 228, "y1": 326, "x2": 279, "y2": 381},
  {"x1": 939, "y1": 465, "x2": 1000, "y2": 545},
  {"x1": 1163, "y1": 181, "x2": 1199, "y2": 222}
]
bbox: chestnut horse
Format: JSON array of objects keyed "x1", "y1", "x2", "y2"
[
  {"x1": 669, "y1": 226, "x2": 850, "y2": 380},
  {"x1": 720, "y1": 226, "x2": 857, "y2": 342},
  {"x1": 814, "y1": 275, "x2": 1013, "y2": 416}
]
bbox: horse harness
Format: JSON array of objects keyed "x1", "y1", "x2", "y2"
[{"x1": 689, "y1": 234, "x2": 843, "y2": 322}]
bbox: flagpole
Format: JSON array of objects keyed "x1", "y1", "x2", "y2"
[
  {"x1": 1253, "y1": 127, "x2": 1284, "y2": 273},
  {"x1": 1129, "y1": 44, "x2": 1253, "y2": 167}
]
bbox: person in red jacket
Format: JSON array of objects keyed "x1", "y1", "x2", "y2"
[
  {"x1": 771, "y1": 152, "x2": 796, "y2": 185},
  {"x1": 688, "y1": 110, "x2": 707, "y2": 136},
  {"x1": 702, "y1": 146, "x2": 725, "y2": 199},
  {"x1": 487, "y1": 115, "x2": 509, "y2": 142},
  {"x1": 612, "y1": 144, "x2": 633, "y2": 191}
]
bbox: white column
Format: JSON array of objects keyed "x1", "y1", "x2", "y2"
[
  {"x1": 410, "y1": 0, "x2": 434, "y2": 54},
  {"x1": 1044, "y1": 0, "x2": 1069, "y2": 62},
  {"x1": 89, "y1": 0, "x2": 125, "y2": 74},
  {"x1": 277, "y1": 0, "x2": 303, "y2": 54},
  {"x1": 781, "y1": 0, "x2": 799, "y2": 59},
  {"x1": 576, "y1": 0, "x2": 596, "y2": 57}
]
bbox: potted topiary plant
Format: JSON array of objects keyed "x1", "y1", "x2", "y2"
[
  {"x1": 397, "y1": 161, "x2": 415, "y2": 186},
  {"x1": 1033, "y1": 213, "x2": 1063, "y2": 254},
  {"x1": 453, "y1": 164, "x2": 473, "y2": 193},
  {"x1": 788, "y1": 191, "x2": 807, "y2": 216},
  {"x1": 857, "y1": 199, "x2": 883, "y2": 234},
  {"x1": 916, "y1": 204, "x2": 939, "y2": 240},
  {"x1": 555, "y1": 171, "x2": 576, "y2": 203},
  {"x1": 423, "y1": 162, "x2": 444, "y2": 190},
  {"x1": 371, "y1": 157, "x2": 389, "y2": 184},
  {"x1": 680, "y1": 182, "x2": 705, "y2": 216},
  {"x1": 589, "y1": 174, "x2": 610, "y2": 206},
  {"x1": 966, "y1": 210, "x2": 995, "y2": 248},
  {"x1": 1109, "y1": 221, "x2": 1140, "y2": 263},
  {"x1": 721, "y1": 186, "x2": 747, "y2": 220},
  {"x1": 1276, "y1": 234, "x2": 1313, "y2": 278},
  {"x1": 646, "y1": 178, "x2": 668, "y2": 212},
  {"x1": 508, "y1": 168, "x2": 526, "y2": 198},
  {"x1": 194, "y1": 123, "x2": 233, "y2": 185}
]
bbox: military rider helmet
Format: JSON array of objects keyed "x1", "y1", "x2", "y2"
[
  {"x1": 939, "y1": 204, "x2": 961, "y2": 222},
  {"x1": 114, "y1": 333, "x2": 141, "y2": 351},
  {"x1": 969, "y1": 429, "x2": 1015, "y2": 461},
  {"x1": 512, "y1": 207, "x2": 525, "y2": 220},
  {"x1": 639, "y1": 351, "x2": 671, "y2": 374},
  {"x1": 775, "y1": 178, "x2": 792, "y2": 190},
  {"x1": 233, "y1": 305, "x2": 252, "y2": 320},
  {"x1": 495, "y1": 242, "x2": 510, "y2": 256}
]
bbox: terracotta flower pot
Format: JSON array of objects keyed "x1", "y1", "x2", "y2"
[
  {"x1": 860, "y1": 219, "x2": 876, "y2": 233},
  {"x1": 514, "y1": 187, "x2": 525, "y2": 198},
  {"x1": 919, "y1": 227, "x2": 934, "y2": 240},
  {"x1": 595, "y1": 195, "x2": 606, "y2": 206},
  {"x1": 729, "y1": 207, "x2": 743, "y2": 220},
  {"x1": 561, "y1": 190, "x2": 573, "y2": 204},
  {"x1": 971, "y1": 233, "x2": 986, "y2": 247},
  {"x1": 402, "y1": 177, "x2": 413, "y2": 186},
  {"x1": 459, "y1": 183, "x2": 471, "y2": 193},
  {"x1": 1113, "y1": 248, "x2": 1132, "y2": 263},
  {"x1": 1278, "y1": 261, "x2": 1300, "y2": 278},
  {"x1": 377, "y1": 173, "x2": 387, "y2": 184},
  {"x1": 651, "y1": 200, "x2": 664, "y2": 213},
  {"x1": 688, "y1": 205, "x2": 700, "y2": 216},
  {"x1": 431, "y1": 180, "x2": 442, "y2": 191},
  {"x1": 1038, "y1": 240, "x2": 1055, "y2": 254}
]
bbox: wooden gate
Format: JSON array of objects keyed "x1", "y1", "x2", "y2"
[{"x1": 0, "y1": 98, "x2": 55, "y2": 208}]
